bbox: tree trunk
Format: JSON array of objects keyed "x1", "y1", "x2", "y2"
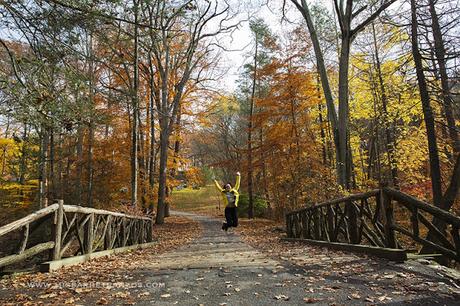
[
  {"x1": 247, "y1": 36, "x2": 258, "y2": 219},
  {"x1": 410, "y1": 0, "x2": 460, "y2": 257},
  {"x1": 410, "y1": 0, "x2": 443, "y2": 208},
  {"x1": 148, "y1": 54, "x2": 157, "y2": 213},
  {"x1": 138, "y1": 105, "x2": 147, "y2": 209},
  {"x1": 57, "y1": 132, "x2": 63, "y2": 200},
  {"x1": 131, "y1": 0, "x2": 140, "y2": 207},
  {"x1": 1, "y1": 115, "x2": 10, "y2": 177},
  {"x1": 292, "y1": 0, "x2": 340, "y2": 180},
  {"x1": 337, "y1": 34, "x2": 352, "y2": 189},
  {"x1": 411, "y1": 0, "x2": 449, "y2": 259},
  {"x1": 428, "y1": 0, "x2": 459, "y2": 155},
  {"x1": 371, "y1": 22, "x2": 399, "y2": 187},
  {"x1": 86, "y1": 31, "x2": 95, "y2": 208},
  {"x1": 156, "y1": 125, "x2": 169, "y2": 224},
  {"x1": 19, "y1": 123, "x2": 28, "y2": 185},
  {"x1": 317, "y1": 74, "x2": 327, "y2": 166},
  {"x1": 39, "y1": 127, "x2": 49, "y2": 208},
  {"x1": 76, "y1": 124, "x2": 84, "y2": 205},
  {"x1": 87, "y1": 121, "x2": 94, "y2": 207},
  {"x1": 49, "y1": 128, "x2": 55, "y2": 203}
]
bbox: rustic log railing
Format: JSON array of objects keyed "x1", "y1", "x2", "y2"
[
  {"x1": 286, "y1": 188, "x2": 460, "y2": 262},
  {"x1": 0, "y1": 201, "x2": 153, "y2": 269}
]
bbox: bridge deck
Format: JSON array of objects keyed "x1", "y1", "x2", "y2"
[
  {"x1": 125, "y1": 211, "x2": 460, "y2": 305},
  {"x1": 0, "y1": 211, "x2": 459, "y2": 305}
]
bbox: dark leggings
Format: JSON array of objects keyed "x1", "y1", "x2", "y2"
[{"x1": 224, "y1": 206, "x2": 238, "y2": 229}]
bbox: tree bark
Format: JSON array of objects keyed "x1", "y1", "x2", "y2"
[
  {"x1": 19, "y1": 123, "x2": 28, "y2": 185},
  {"x1": 337, "y1": 33, "x2": 352, "y2": 189},
  {"x1": 410, "y1": 0, "x2": 443, "y2": 208},
  {"x1": 247, "y1": 35, "x2": 258, "y2": 219},
  {"x1": 86, "y1": 31, "x2": 95, "y2": 208},
  {"x1": 49, "y1": 128, "x2": 55, "y2": 203},
  {"x1": 76, "y1": 124, "x2": 84, "y2": 205},
  {"x1": 1, "y1": 115, "x2": 10, "y2": 177},
  {"x1": 428, "y1": 0, "x2": 459, "y2": 155},
  {"x1": 39, "y1": 127, "x2": 49, "y2": 208},
  {"x1": 131, "y1": 0, "x2": 140, "y2": 207},
  {"x1": 317, "y1": 74, "x2": 328, "y2": 166},
  {"x1": 291, "y1": 0, "x2": 396, "y2": 190},
  {"x1": 87, "y1": 121, "x2": 94, "y2": 207},
  {"x1": 291, "y1": 0, "x2": 340, "y2": 181},
  {"x1": 371, "y1": 22, "x2": 399, "y2": 187},
  {"x1": 156, "y1": 125, "x2": 169, "y2": 224},
  {"x1": 148, "y1": 55, "x2": 157, "y2": 213}
]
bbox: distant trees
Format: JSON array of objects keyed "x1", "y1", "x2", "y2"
[
  {"x1": 187, "y1": 0, "x2": 459, "y2": 219},
  {"x1": 0, "y1": 0, "x2": 236, "y2": 219},
  {"x1": 0, "y1": 0, "x2": 458, "y2": 224}
]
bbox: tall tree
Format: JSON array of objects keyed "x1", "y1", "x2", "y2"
[
  {"x1": 131, "y1": 0, "x2": 140, "y2": 207},
  {"x1": 146, "y1": 0, "x2": 237, "y2": 224},
  {"x1": 247, "y1": 19, "x2": 268, "y2": 219},
  {"x1": 288, "y1": 0, "x2": 397, "y2": 189},
  {"x1": 427, "y1": 0, "x2": 459, "y2": 155}
]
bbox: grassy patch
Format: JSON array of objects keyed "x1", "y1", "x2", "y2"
[{"x1": 171, "y1": 185, "x2": 224, "y2": 217}]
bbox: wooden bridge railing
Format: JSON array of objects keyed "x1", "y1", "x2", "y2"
[
  {"x1": 0, "y1": 200, "x2": 153, "y2": 269},
  {"x1": 286, "y1": 188, "x2": 460, "y2": 262}
]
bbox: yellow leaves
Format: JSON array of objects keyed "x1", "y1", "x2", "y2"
[
  {"x1": 184, "y1": 167, "x2": 205, "y2": 187},
  {"x1": 218, "y1": 95, "x2": 240, "y2": 113},
  {"x1": 396, "y1": 125, "x2": 429, "y2": 185},
  {"x1": 0, "y1": 137, "x2": 18, "y2": 152}
]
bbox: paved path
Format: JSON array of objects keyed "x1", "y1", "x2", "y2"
[{"x1": 128, "y1": 211, "x2": 460, "y2": 305}]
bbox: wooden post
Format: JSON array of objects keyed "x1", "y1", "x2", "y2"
[
  {"x1": 52, "y1": 200, "x2": 64, "y2": 260},
  {"x1": 411, "y1": 206, "x2": 419, "y2": 238},
  {"x1": 452, "y1": 226, "x2": 460, "y2": 257},
  {"x1": 381, "y1": 190, "x2": 397, "y2": 248},
  {"x1": 121, "y1": 217, "x2": 127, "y2": 247},
  {"x1": 104, "y1": 215, "x2": 112, "y2": 250},
  {"x1": 301, "y1": 212, "x2": 308, "y2": 238},
  {"x1": 313, "y1": 209, "x2": 320, "y2": 240},
  {"x1": 84, "y1": 213, "x2": 94, "y2": 254},
  {"x1": 286, "y1": 214, "x2": 293, "y2": 238},
  {"x1": 291, "y1": 215, "x2": 297, "y2": 238},
  {"x1": 140, "y1": 220, "x2": 145, "y2": 243},
  {"x1": 327, "y1": 206, "x2": 335, "y2": 242},
  {"x1": 347, "y1": 201, "x2": 359, "y2": 244},
  {"x1": 147, "y1": 219, "x2": 153, "y2": 242},
  {"x1": 18, "y1": 224, "x2": 29, "y2": 254}
]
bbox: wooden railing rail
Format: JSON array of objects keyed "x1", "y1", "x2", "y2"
[
  {"x1": 286, "y1": 188, "x2": 460, "y2": 262},
  {"x1": 0, "y1": 201, "x2": 154, "y2": 269}
]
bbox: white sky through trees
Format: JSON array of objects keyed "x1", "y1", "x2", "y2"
[{"x1": 218, "y1": 0, "x2": 336, "y2": 92}]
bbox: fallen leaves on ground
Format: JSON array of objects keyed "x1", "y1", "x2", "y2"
[
  {"x1": 274, "y1": 294, "x2": 290, "y2": 301},
  {"x1": 235, "y1": 218, "x2": 460, "y2": 304}
]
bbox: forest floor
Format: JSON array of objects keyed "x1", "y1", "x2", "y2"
[{"x1": 0, "y1": 186, "x2": 459, "y2": 305}]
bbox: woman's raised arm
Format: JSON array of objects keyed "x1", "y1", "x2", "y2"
[
  {"x1": 234, "y1": 172, "x2": 241, "y2": 190},
  {"x1": 213, "y1": 179, "x2": 223, "y2": 192}
]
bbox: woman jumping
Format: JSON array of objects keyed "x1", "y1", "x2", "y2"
[{"x1": 214, "y1": 172, "x2": 241, "y2": 231}]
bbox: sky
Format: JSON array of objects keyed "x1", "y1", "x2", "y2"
[
  {"x1": 216, "y1": 1, "x2": 292, "y2": 92},
  {"x1": 216, "y1": 0, "x2": 337, "y2": 92}
]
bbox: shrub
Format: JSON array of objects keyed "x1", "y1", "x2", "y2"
[{"x1": 237, "y1": 193, "x2": 267, "y2": 218}]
